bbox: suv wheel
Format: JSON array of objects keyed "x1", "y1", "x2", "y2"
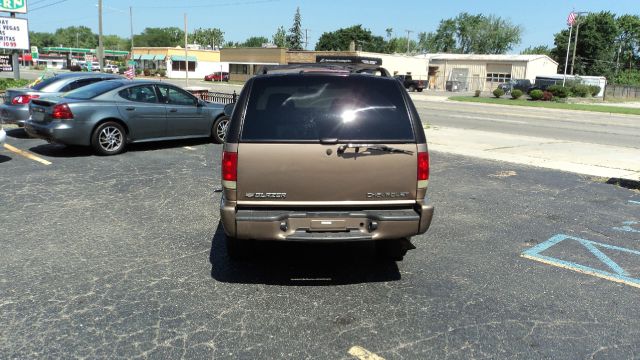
[
  {"x1": 212, "y1": 116, "x2": 230, "y2": 144},
  {"x1": 91, "y1": 121, "x2": 126, "y2": 155},
  {"x1": 408, "y1": 85, "x2": 415, "y2": 92}
]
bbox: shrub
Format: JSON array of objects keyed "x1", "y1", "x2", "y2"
[
  {"x1": 135, "y1": 68, "x2": 142, "y2": 75},
  {"x1": 474, "y1": 89, "x2": 481, "y2": 97},
  {"x1": 546, "y1": 85, "x2": 569, "y2": 98},
  {"x1": 511, "y1": 89, "x2": 523, "y2": 99},
  {"x1": 542, "y1": 91, "x2": 554, "y2": 101},
  {"x1": 570, "y1": 84, "x2": 591, "y2": 97},
  {"x1": 0, "y1": 78, "x2": 31, "y2": 90},
  {"x1": 529, "y1": 89, "x2": 544, "y2": 100},
  {"x1": 493, "y1": 88, "x2": 505, "y2": 98},
  {"x1": 69, "y1": 65, "x2": 82, "y2": 72},
  {"x1": 157, "y1": 69, "x2": 166, "y2": 77},
  {"x1": 143, "y1": 68, "x2": 151, "y2": 76},
  {"x1": 588, "y1": 85, "x2": 601, "y2": 97}
]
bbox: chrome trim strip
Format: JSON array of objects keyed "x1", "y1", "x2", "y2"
[{"x1": 237, "y1": 200, "x2": 416, "y2": 206}]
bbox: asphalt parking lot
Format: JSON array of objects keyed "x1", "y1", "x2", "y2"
[{"x1": 2, "y1": 127, "x2": 640, "y2": 359}]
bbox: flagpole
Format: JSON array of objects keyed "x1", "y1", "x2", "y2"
[{"x1": 562, "y1": 24, "x2": 573, "y2": 87}]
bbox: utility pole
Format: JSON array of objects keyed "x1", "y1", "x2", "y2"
[
  {"x1": 98, "y1": 0, "x2": 104, "y2": 70},
  {"x1": 303, "y1": 28, "x2": 310, "y2": 50},
  {"x1": 130, "y1": 7, "x2": 134, "y2": 53},
  {"x1": 184, "y1": 13, "x2": 188, "y2": 86},
  {"x1": 405, "y1": 29, "x2": 413, "y2": 54}
]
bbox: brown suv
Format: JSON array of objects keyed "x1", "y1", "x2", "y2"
[{"x1": 219, "y1": 65, "x2": 434, "y2": 260}]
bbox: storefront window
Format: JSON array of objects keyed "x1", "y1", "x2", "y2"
[{"x1": 172, "y1": 61, "x2": 196, "y2": 72}]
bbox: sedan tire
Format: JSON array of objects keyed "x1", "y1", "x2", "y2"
[
  {"x1": 212, "y1": 115, "x2": 230, "y2": 144},
  {"x1": 91, "y1": 121, "x2": 126, "y2": 156}
]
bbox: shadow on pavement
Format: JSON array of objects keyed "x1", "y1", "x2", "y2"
[
  {"x1": 6, "y1": 128, "x2": 30, "y2": 139},
  {"x1": 209, "y1": 223, "x2": 402, "y2": 285},
  {"x1": 0, "y1": 154, "x2": 11, "y2": 163},
  {"x1": 28, "y1": 138, "x2": 214, "y2": 158}
]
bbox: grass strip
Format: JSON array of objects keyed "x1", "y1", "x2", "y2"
[{"x1": 449, "y1": 96, "x2": 640, "y2": 116}]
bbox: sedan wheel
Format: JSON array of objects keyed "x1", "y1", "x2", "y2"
[
  {"x1": 212, "y1": 116, "x2": 230, "y2": 144},
  {"x1": 91, "y1": 122, "x2": 126, "y2": 155}
]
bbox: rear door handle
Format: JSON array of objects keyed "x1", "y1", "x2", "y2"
[
  {"x1": 169, "y1": 108, "x2": 178, "y2": 113},
  {"x1": 125, "y1": 107, "x2": 135, "y2": 111}
]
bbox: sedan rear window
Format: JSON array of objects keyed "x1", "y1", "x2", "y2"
[
  {"x1": 63, "y1": 80, "x2": 124, "y2": 100},
  {"x1": 240, "y1": 76, "x2": 414, "y2": 142},
  {"x1": 30, "y1": 76, "x2": 60, "y2": 91}
]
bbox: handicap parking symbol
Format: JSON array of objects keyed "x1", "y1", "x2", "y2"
[{"x1": 522, "y1": 234, "x2": 640, "y2": 289}]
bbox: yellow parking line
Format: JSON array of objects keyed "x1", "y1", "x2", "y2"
[
  {"x1": 348, "y1": 346, "x2": 385, "y2": 360},
  {"x1": 3, "y1": 144, "x2": 52, "y2": 165}
]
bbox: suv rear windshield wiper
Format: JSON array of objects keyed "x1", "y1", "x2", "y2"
[{"x1": 337, "y1": 143, "x2": 414, "y2": 155}]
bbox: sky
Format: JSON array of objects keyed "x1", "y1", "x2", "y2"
[{"x1": 20, "y1": 0, "x2": 640, "y2": 53}]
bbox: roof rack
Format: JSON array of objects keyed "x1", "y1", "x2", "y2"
[{"x1": 255, "y1": 63, "x2": 391, "y2": 77}]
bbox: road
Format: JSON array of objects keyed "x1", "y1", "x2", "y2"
[
  {"x1": 2, "y1": 129, "x2": 640, "y2": 358},
  {"x1": 415, "y1": 99, "x2": 640, "y2": 149}
]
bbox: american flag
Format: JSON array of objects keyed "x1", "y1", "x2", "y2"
[
  {"x1": 567, "y1": 12, "x2": 577, "y2": 26},
  {"x1": 124, "y1": 66, "x2": 135, "y2": 80}
]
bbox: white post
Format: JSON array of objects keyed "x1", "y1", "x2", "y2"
[
  {"x1": 184, "y1": 13, "x2": 188, "y2": 87},
  {"x1": 562, "y1": 24, "x2": 573, "y2": 87}
]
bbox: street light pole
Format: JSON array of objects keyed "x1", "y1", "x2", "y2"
[
  {"x1": 184, "y1": 13, "x2": 188, "y2": 87},
  {"x1": 130, "y1": 7, "x2": 134, "y2": 53},
  {"x1": 98, "y1": 0, "x2": 104, "y2": 70},
  {"x1": 405, "y1": 29, "x2": 413, "y2": 54},
  {"x1": 562, "y1": 24, "x2": 573, "y2": 87},
  {"x1": 570, "y1": 12, "x2": 588, "y2": 75}
]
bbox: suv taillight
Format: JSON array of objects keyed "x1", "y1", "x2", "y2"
[
  {"x1": 51, "y1": 103, "x2": 74, "y2": 120},
  {"x1": 222, "y1": 151, "x2": 238, "y2": 187},
  {"x1": 12, "y1": 94, "x2": 39, "y2": 105},
  {"x1": 418, "y1": 152, "x2": 429, "y2": 187}
]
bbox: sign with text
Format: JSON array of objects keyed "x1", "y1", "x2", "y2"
[
  {"x1": 0, "y1": 16, "x2": 28, "y2": 50},
  {"x1": 0, "y1": 0, "x2": 27, "y2": 14},
  {"x1": 0, "y1": 54, "x2": 12, "y2": 71}
]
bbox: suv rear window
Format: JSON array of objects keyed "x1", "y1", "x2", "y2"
[{"x1": 241, "y1": 76, "x2": 414, "y2": 142}]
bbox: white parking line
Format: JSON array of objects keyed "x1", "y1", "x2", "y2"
[
  {"x1": 183, "y1": 146, "x2": 196, "y2": 150},
  {"x1": 3, "y1": 144, "x2": 52, "y2": 165}
]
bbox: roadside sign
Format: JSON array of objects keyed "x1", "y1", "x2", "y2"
[
  {"x1": 0, "y1": 16, "x2": 29, "y2": 50},
  {"x1": 0, "y1": 54, "x2": 12, "y2": 71},
  {"x1": 30, "y1": 45, "x2": 38, "y2": 59},
  {"x1": 0, "y1": 0, "x2": 27, "y2": 14},
  {"x1": 127, "y1": 60, "x2": 135, "y2": 66}
]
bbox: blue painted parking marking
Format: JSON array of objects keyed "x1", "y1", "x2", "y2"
[
  {"x1": 613, "y1": 221, "x2": 640, "y2": 233},
  {"x1": 522, "y1": 234, "x2": 640, "y2": 288}
]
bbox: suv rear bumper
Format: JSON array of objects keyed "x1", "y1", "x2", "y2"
[{"x1": 220, "y1": 197, "x2": 434, "y2": 242}]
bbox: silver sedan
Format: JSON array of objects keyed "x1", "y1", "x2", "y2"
[{"x1": 25, "y1": 80, "x2": 228, "y2": 155}]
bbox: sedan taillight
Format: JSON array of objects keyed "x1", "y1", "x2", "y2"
[
  {"x1": 12, "y1": 94, "x2": 40, "y2": 105},
  {"x1": 51, "y1": 103, "x2": 74, "y2": 120}
]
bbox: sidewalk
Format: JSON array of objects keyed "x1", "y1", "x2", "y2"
[{"x1": 426, "y1": 126, "x2": 640, "y2": 181}]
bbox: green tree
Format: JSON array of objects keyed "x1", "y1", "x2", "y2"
[
  {"x1": 315, "y1": 25, "x2": 386, "y2": 52},
  {"x1": 550, "y1": 12, "x2": 619, "y2": 77},
  {"x1": 615, "y1": 14, "x2": 640, "y2": 71},
  {"x1": 520, "y1": 45, "x2": 551, "y2": 56},
  {"x1": 29, "y1": 31, "x2": 56, "y2": 49},
  {"x1": 272, "y1": 26, "x2": 287, "y2": 48},
  {"x1": 386, "y1": 37, "x2": 417, "y2": 54},
  {"x1": 134, "y1": 27, "x2": 185, "y2": 47},
  {"x1": 422, "y1": 13, "x2": 521, "y2": 54},
  {"x1": 385, "y1": 28, "x2": 393, "y2": 39},
  {"x1": 191, "y1": 28, "x2": 225, "y2": 49},
  {"x1": 53, "y1": 26, "x2": 96, "y2": 48},
  {"x1": 241, "y1": 36, "x2": 269, "y2": 47},
  {"x1": 103, "y1": 35, "x2": 130, "y2": 51},
  {"x1": 286, "y1": 7, "x2": 303, "y2": 50}
]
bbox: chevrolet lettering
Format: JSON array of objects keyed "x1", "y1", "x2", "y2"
[{"x1": 367, "y1": 192, "x2": 410, "y2": 199}]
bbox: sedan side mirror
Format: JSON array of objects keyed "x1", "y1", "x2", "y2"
[{"x1": 223, "y1": 102, "x2": 235, "y2": 116}]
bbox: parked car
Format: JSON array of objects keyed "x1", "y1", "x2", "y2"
[
  {"x1": 0, "y1": 125, "x2": 6, "y2": 147},
  {"x1": 498, "y1": 79, "x2": 533, "y2": 94},
  {"x1": 394, "y1": 74, "x2": 425, "y2": 92},
  {"x1": 103, "y1": 64, "x2": 119, "y2": 73},
  {"x1": 25, "y1": 80, "x2": 228, "y2": 155},
  {"x1": 204, "y1": 72, "x2": 229, "y2": 82},
  {"x1": 204, "y1": 71, "x2": 229, "y2": 81},
  {"x1": 219, "y1": 65, "x2": 434, "y2": 260},
  {"x1": 82, "y1": 61, "x2": 101, "y2": 72},
  {"x1": 0, "y1": 72, "x2": 122, "y2": 127}
]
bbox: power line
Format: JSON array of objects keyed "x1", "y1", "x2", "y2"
[
  {"x1": 30, "y1": 0, "x2": 70, "y2": 12},
  {"x1": 136, "y1": 0, "x2": 279, "y2": 9}
]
